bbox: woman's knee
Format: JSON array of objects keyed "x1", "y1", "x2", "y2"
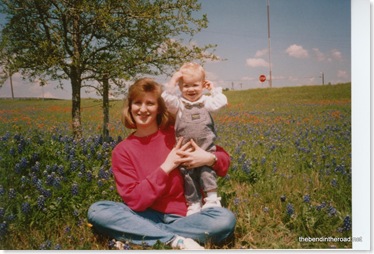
[
  {"x1": 213, "y1": 208, "x2": 236, "y2": 232},
  {"x1": 203, "y1": 207, "x2": 236, "y2": 242},
  {"x1": 87, "y1": 200, "x2": 121, "y2": 224}
]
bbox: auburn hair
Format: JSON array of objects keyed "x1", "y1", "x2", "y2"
[{"x1": 121, "y1": 78, "x2": 175, "y2": 129}]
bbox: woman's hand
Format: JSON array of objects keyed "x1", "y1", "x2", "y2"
[
  {"x1": 160, "y1": 137, "x2": 190, "y2": 174},
  {"x1": 176, "y1": 139, "x2": 216, "y2": 169}
]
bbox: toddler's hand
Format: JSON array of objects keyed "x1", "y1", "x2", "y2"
[
  {"x1": 203, "y1": 80, "x2": 215, "y2": 91},
  {"x1": 169, "y1": 71, "x2": 183, "y2": 86}
]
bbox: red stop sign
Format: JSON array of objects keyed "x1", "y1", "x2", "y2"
[{"x1": 259, "y1": 74, "x2": 266, "y2": 82}]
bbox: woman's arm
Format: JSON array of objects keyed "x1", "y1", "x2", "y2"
[
  {"x1": 112, "y1": 138, "x2": 188, "y2": 211},
  {"x1": 176, "y1": 140, "x2": 230, "y2": 177},
  {"x1": 112, "y1": 148, "x2": 169, "y2": 211}
]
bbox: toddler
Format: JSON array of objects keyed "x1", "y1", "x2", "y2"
[{"x1": 162, "y1": 62, "x2": 227, "y2": 215}]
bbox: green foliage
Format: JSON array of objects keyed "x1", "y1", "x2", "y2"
[
  {"x1": 0, "y1": 0, "x2": 219, "y2": 138},
  {"x1": 0, "y1": 83, "x2": 352, "y2": 249}
]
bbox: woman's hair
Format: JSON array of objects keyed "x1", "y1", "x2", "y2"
[{"x1": 122, "y1": 78, "x2": 175, "y2": 130}]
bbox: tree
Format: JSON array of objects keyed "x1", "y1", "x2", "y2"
[
  {"x1": 0, "y1": 0, "x2": 218, "y2": 139},
  {"x1": 0, "y1": 34, "x2": 17, "y2": 99}
]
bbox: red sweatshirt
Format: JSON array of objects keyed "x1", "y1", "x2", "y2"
[{"x1": 111, "y1": 126, "x2": 230, "y2": 216}]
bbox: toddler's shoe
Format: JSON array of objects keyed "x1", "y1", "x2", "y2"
[
  {"x1": 202, "y1": 196, "x2": 222, "y2": 209},
  {"x1": 186, "y1": 202, "x2": 202, "y2": 216}
]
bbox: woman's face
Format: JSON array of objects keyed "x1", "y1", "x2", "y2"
[{"x1": 130, "y1": 92, "x2": 159, "y2": 129}]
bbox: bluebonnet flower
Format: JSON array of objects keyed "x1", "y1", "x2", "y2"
[
  {"x1": 286, "y1": 203, "x2": 294, "y2": 216},
  {"x1": 335, "y1": 164, "x2": 346, "y2": 175},
  {"x1": 327, "y1": 206, "x2": 337, "y2": 216},
  {"x1": 71, "y1": 183, "x2": 79, "y2": 196},
  {"x1": 73, "y1": 210, "x2": 79, "y2": 217},
  {"x1": 37, "y1": 195, "x2": 46, "y2": 209},
  {"x1": 0, "y1": 207, "x2": 4, "y2": 218},
  {"x1": 2, "y1": 131, "x2": 10, "y2": 141},
  {"x1": 86, "y1": 171, "x2": 93, "y2": 182},
  {"x1": 233, "y1": 198, "x2": 240, "y2": 206},
  {"x1": 41, "y1": 188, "x2": 52, "y2": 198},
  {"x1": 96, "y1": 152, "x2": 103, "y2": 160},
  {"x1": 9, "y1": 147, "x2": 16, "y2": 156},
  {"x1": 0, "y1": 221, "x2": 7, "y2": 239},
  {"x1": 238, "y1": 153, "x2": 246, "y2": 164},
  {"x1": 70, "y1": 160, "x2": 79, "y2": 171},
  {"x1": 34, "y1": 179, "x2": 43, "y2": 192},
  {"x1": 31, "y1": 153, "x2": 40, "y2": 161},
  {"x1": 98, "y1": 167, "x2": 110, "y2": 180},
  {"x1": 261, "y1": 157, "x2": 266, "y2": 164},
  {"x1": 54, "y1": 244, "x2": 62, "y2": 250},
  {"x1": 342, "y1": 215, "x2": 351, "y2": 231},
  {"x1": 303, "y1": 195, "x2": 310, "y2": 203},
  {"x1": 102, "y1": 142, "x2": 110, "y2": 151},
  {"x1": 331, "y1": 178, "x2": 338, "y2": 187},
  {"x1": 242, "y1": 159, "x2": 251, "y2": 174},
  {"x1": 272, "y1": 166, "x2": 278, "y2": 173},
  {"x1": 108, "y1": 239, "x2": 116, "y2": 249},
  {"x1": 64, "y1": 226, "x2": 71, "y2": 234},
  {"x1": 21, "y1": 202, "x2": 31, "y2": 214},
  {"x1": 57, "y1": 165, "x2": 64, "y2": 176},
  {"x1": 39, "y1": 240, "x2": 52, "y2": 250},
  {"x1": 21, "y1": 175, "x2": 28, "y2": 186},
  {"x1": 13, "y1": 133, "x2": 21, "y2": 141},
  {"x1": 8, "y1": 188, "x2": 16, "y2": 199},
  {"x1": 0, "y1": 186, "x2": 4, "y2": 196},
  {"x1": 316, "y1": 201, "x2": 327, "y2": 211},
  {"x1": 7, "y1": 214, "x2": 15, "y2": 222},
  {"x1": 14, "y1": 163, "x2": 22, "y2": 174},
  {"x1": 31, "y1": 161, "x2": 40, "y2": 172},
  {"x1": 68, "y1": 148, "x2": 76, "y2": 161}
]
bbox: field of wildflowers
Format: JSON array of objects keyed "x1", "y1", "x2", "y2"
[{"x1": 0, "y1": 83, "x2": 352, "y2": 249}]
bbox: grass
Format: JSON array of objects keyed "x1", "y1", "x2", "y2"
[{"x1": 0, "y1": 83, "x2": 352, "y2": 249}]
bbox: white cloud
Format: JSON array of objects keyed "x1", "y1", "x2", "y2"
[
  {"x1": 241, "y1": 76, "x2": 256, "y2": 81},
  {"x1": 337, "y1": 70, "x2": 348, "y2": 79},
  {"x1": 286, "y1": 44, "x2": 309, "y2": 58},
  {"x1": 246, "y1": 58, "x2": 268, "y2": 68},
  {"x1": 330, "y1": 49, "x2": 342, "y2": 61},
  {"x1": 255, "y1": 48, "x2": 268, "y2": 58},
  {"x1": 312, "y1": 48, "x2": 325, "y2": 61}
]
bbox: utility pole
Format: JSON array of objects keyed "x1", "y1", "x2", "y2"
[
  {"x1": 321, "y1": 72, "x2": 325, "y2": 85},
  {"x1": 267, "y1": 0, "x2": 272, "y2": 88}
]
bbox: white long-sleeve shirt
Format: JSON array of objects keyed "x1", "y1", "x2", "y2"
[{"x1": 161, "y1": 86, "x2": 228, "y2": 119}]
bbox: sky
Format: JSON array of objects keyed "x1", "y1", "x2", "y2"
[{"x1": 0, "y1": 0, "x2": 358, "y2": 99}]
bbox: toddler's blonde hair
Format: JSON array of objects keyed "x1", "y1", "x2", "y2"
[{"x1": 179, "y1": 62, "x2": 205, "y2": 83}]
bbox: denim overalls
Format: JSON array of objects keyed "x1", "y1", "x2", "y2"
[{"x1": 175, "y1": 101, "x2": 218, "y2": 205}]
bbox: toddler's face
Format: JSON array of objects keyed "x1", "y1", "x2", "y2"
[{"x1": 179, "y1": 73, "x2": 204, "y2": 102}]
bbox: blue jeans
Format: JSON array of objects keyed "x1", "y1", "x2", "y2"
[{"x1": 87, "y1": 201, "x2": 236, "y2": 247}]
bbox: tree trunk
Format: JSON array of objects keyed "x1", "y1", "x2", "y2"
[
  {"x1": 9, "y1": 73, "x2": 14, "y2": 99},
  {"x1": 71, "y1": 11, "x2": 82, "y2": 139},
  {"x1": 102, "y1": 76, "x2": 110, "y2": 141},
  {"x1": 71, "y1": 70, "x2": 82, "y2": 139}
]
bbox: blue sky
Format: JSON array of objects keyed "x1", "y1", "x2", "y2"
[
  {"x1": 0, "y1": 0, "x2": 357, "y2": 98},
  {"x1": 186, "y1": 0, "x2": 351, "y2": 90}
]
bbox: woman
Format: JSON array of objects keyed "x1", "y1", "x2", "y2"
[{"x1": 87, "y1": 78, "x2": 236, "y2": 250}]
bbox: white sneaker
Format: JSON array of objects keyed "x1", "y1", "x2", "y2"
[
  {"x1": 202, "y1": 196, "x2": 222, "y2": 209},
  {"x1": 186, "y1": 202, "x2": 202, "y2": 216},
  {"x1": 171, "y1": 236, "x2": 205, "y2": 250}
]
